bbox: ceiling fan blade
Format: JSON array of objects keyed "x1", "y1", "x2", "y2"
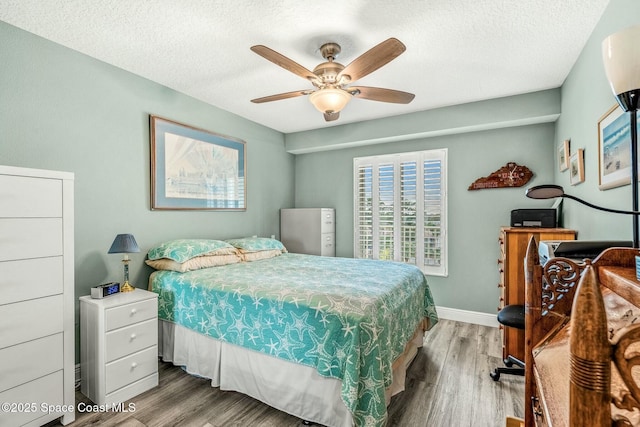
[
  {"x1": 349, "y1": 86, "x2": 415, "y2": 104},
  {"x1": 324, "y1": 111, "x2": 340, "y2": 122},
  {"x1": 251, "y1": 90, "x2": 310, "y2": 103},
  {"x1": 251, "y1": 45, "x2": 320, "y2": 84},
  {"x1": 337, "y1": 38, "x2": 406, "y2": 83}
]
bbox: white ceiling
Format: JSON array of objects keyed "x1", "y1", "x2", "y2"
[{"x1": 0, "y1": 0, "x2": 611, "y2": 134}]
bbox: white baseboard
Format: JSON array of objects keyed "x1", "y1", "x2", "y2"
[{"x1": 436, "y1": 306, "x2": 499, "y2": 328}]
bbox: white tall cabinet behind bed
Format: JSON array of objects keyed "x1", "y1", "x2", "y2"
[
  {"x1": 280, "y1": 208, "x2": 335, "y2": 256},
  {"x1": 0, "y1": 166, "x2": 75, "y2": 426}
]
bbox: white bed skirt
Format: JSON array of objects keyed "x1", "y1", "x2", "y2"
[{"x1": 158, "y1": 320, "x2": 424, "y2": 427}]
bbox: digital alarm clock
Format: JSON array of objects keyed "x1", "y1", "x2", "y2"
[{"x1": 91, "y1": 282, "x2": 121, "y2": 299}]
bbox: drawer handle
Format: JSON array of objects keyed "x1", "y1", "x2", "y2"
[
  {"x1": 130, "y1": 333, "x2": 137, "y2": 341},
  {"x1": 130, "y1": 308, "x2": 137, "y2": 316},
  {"x1": 131, "y1": 362, "x2": 138, "y2": 369}
]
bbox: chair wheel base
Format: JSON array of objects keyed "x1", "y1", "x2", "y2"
[{"x1": 490, "y1": 366, "x2": 525, "y2": 381}]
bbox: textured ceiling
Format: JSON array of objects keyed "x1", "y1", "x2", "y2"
[{"x1": 0, "y1": 0, "x2": 611, "y2": 133}]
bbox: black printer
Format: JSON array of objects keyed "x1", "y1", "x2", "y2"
[{"x1": 510, "y1": 209, "x2": 556, "y2": 228}]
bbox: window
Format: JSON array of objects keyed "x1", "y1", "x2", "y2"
[{"x1": 353, "y1": 149, "x2": 447, "y2": 276}]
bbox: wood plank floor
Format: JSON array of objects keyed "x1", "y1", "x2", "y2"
[{"x1": 48, "y1": 319, "x2": 523, "y2": 427}]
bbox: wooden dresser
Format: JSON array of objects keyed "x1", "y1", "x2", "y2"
[
  {"x1": 498, "y1": 227, "x2": 576, "y2": 362},
  {"x1": 0, "y1": 165, "x2": 75, "y2": 426},
  {"x1": 524, "y1": 238, "x2": 640, "y2": 427}
]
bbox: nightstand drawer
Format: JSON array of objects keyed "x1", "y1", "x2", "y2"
[
  {"x1": 106, "y1": 298, "x2": 156, "y2": 331},
  {"x1": 105, "y1": 346, "x2": 157, "y2": 394},
  {"x1": 106, "y1": 318, "x2": 157, "y2": 362}
]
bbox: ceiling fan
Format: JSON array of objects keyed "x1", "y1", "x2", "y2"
[{"x1": 250, "y1": 38, "x2": 415, "y2": 122}]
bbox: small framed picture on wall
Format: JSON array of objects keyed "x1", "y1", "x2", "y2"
[
  {"x1": 570, "y1": 148, "x2": 585, "y2": 185},
  {"x1": 559, "y1": 139, "x2": 570, "y2": 171}
]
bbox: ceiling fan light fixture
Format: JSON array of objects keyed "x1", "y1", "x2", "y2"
[{"x1": 309, "y1": 88, "x2": 351, "y2": 114}]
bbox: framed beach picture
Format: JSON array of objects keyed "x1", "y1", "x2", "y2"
[
  {"x1": 598, "y1": 104, "x2": 640, "y2": 190},
  {"x1": 570, "y1": 148, "x2": 585, "y2": 185},
  {"x1": 559, "y1": 139, "x2": 570, "y2": 171},
  {"x1": 150, "y1": 115, "x2": 246, "y2": 210}
]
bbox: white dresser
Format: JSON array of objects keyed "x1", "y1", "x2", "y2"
[
  {"x1": 80, "y1": 289, "x2": 158, "y2": 406},
  {"x1": 280, "y1": 208, "x2": 335, "y2": 256},
  {"x1": 0, "y1": 165, "x2": 75, "y2": 426}
]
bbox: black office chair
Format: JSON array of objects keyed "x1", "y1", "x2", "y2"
[{"x1": 490, "y1": 304, "x2": 525, "y2": 381}]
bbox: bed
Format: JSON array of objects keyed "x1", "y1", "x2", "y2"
[{"x1": 146, "y1": 238, "x2": 438, "y2": 427}]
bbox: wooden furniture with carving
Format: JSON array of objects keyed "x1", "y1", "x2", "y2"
[
  {"x1": 499, "y1": 227, "x2": 576, "y2": 364},
  {"x1": 523, "y1": 237, "x2": 640, "y2": 427}
]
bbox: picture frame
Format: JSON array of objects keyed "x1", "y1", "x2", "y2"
[
  {"x1": 559, "y1": 139, "x2": 570, "y2": 171},
  {"x1": 150, "y1": 115, "x2": 246, "y2": 210},
  {"x1": 570, "y1": 148, "x2": 585, "y2": 186},
  {"x1": 598, "y1": 104, "x2": 640, "y2": 190}
]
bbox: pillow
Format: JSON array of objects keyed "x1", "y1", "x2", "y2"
[
  {"x1": 241, "y1": 249, "x2": 283, "y2": 262},
  {"x1": 147, "y1": 239, "x2": 238, "y2": 263},
  {"x1": 225, "y1": 237, "x2": 287, "y2": 253},
  {"x1": 145, "y1": 253, "x2": 242, "y2": 272}
]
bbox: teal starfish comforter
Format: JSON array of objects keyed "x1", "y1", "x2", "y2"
[{"x1": 149, "y1": 253, "x2": 438, "y2": 427}]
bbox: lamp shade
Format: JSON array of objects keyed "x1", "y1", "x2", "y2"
[
  {"x1": 309, "y1": 88, "x2": 351, "y2": 113},
  {"x1": 602, "y1": 24, "x2": 640, "y2": 111},
  {"x1": 525, "y1": 185, "x2": 565, "y2": 199},
  {"x1": 108, "y1": 234, "x2": 140, "y2": 254}
]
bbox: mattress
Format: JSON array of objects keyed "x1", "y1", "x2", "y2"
[{"x1": 149, "y1": 253, "x2": 438, "y2": 426}]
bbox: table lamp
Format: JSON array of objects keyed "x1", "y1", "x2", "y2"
[
  {"x1": 526, "y1": 184, "x2": 640, "y2": 246},
  {"x1": 108, "y1": 233, "x2": 140, "y2": 292}
]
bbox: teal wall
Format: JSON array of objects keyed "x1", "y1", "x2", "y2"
[
  {"x1": 291, "y1": 92, "x2": 559, "y2": 314},
  {"x1": 555, "y1": 0, "x2": 640, "y2": 240},
  {"x1": 0, "y1": 21, "x2": 295, "y2": 359}
]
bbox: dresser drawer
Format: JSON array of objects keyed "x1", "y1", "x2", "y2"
[
  {"x1": 0, "y1": 218, "x2": 63, "y2": 262},
  {"x1": 106, "y1": 298, "x2": 157, "y2": 331},
  {"x1": 320, "y1": 209, "x2": 335, "y2": 233},
  {"x1": 321, "y1": 232, "x2": 335, "y2": 256},
  {"x1": 0, "y1": 295, "x2": 63, "y2": 349},
  {"x1": 0, "y1": 257, "x2": 63, "y2": 306},
  {"x1": 0, "y1": 370, "x2": 64, "y2": 427},
  {"x1": 105, "y1": 346, "x2": 158, "y2": 394},
  {"x1": 106, "y1": 318, "x2": 157, "y2": 363},
  {"x1": 0, "y1": 173, "x2": 62, "y2": 218},
  {"x1": 0, "y1": 333, "x2": 63, "y2": 392}
]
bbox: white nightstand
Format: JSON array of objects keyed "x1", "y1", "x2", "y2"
[{"x1": 80, "y1": 288, "x2": 158, "y2": 406}]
